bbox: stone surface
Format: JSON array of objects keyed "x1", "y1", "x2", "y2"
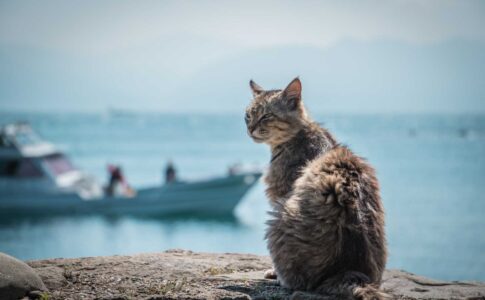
[
  {"x1": 0, "y1": 252, "x2": 46, "y2": 300},
  {"x1": 25, "y1": 250, "x2": 485, "y2": 299}
]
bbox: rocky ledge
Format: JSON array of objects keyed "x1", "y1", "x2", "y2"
[{"x1": 14, "y1": 250, "x2": 485, "y2": 299}]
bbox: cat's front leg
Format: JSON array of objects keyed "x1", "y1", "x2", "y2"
[
  {"x1": 264, "y1": 268, "x2": 278, "y2": 279},
  {"x1": 264, "y1": 268, "x2": 289, "y2": 288}
]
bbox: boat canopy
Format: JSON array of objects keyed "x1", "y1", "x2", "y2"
[
  {"x1": 0, "y1": 123, "x2": 77, "y2": 179},
  {"x1": 0, "y1": 122, "x2": 103, "y2": 200},
  {"x1": 0, "y1": 122, "x2": 57, "y2": 158}
]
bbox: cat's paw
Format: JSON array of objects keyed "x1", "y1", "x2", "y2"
[
  {"x1": 353, "y1": 285, "x2": 391, "y2": 300},
  {"x1": 264, "y1": 268, "x2": 278, "y2": 279}
]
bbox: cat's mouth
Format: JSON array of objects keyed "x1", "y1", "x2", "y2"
[{"x1": 251, "y1": 135, "x2": 265, "y2": 143}]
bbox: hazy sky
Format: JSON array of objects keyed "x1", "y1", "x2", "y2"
[
  {"x1": 1, "y1": 0, "x2": 485, "y2": 113},
  {"x1": 2, "y1": 1, "x2": 485, "y2": 52}
]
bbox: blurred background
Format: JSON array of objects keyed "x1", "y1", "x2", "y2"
[{"x1": 1, "y1": 0, "x2": 484, "y2": 282}]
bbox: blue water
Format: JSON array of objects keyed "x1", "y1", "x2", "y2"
[{"x1": 1, "y1": 112, "x2": 484, "y2": 281}]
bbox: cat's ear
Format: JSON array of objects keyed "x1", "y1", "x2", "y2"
[
  {"x1": 283, "y1": 77, "x2": 302, "y2": 110},
  {"x1": 250, "y1": 80, "x2": 264, "y2": 97}
]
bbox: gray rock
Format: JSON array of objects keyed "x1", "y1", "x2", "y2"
[
  {"x1": 25, "y1": 251, "x2": 485, "y2": 299},
  {"x1": 33, "y1": 266, "x2": 67, "y2": 290},
  {"x1": 0, "y1": 252, "x2": 46, "y2": 300},
  {"x1": 382, "y1": 269, "x2": 485, "y2": 299}
]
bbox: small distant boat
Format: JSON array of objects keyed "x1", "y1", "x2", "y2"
[{"x1": 0, "y1": 123, "x2": 261, "y2": 216}]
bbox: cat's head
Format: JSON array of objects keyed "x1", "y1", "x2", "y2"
[{"x1": 245, "y1": 77, "x2": 308, "y2": 146}]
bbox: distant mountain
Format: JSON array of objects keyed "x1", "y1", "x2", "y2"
[
  {"x1": 0, "y1": 35, "x2": 240, "y2": 112},
  {"x1": 1, "y1": 39, "x2": 484, "y2": 113},
  {"x1": 170, "y1": 39, "x2": 485, "y2": 114}
]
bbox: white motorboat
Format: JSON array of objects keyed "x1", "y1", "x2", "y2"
[{"x1": 0, "y1": 123, "x2": 261, "y2": 216}]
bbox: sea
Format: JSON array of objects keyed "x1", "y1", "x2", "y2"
[{"x1": 0, "y1": 111, "x2": 484, "y2": 281}]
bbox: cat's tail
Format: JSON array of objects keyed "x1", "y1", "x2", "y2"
[{"x1": 290, "y1": 271, "x2": 389, "y2": 300}]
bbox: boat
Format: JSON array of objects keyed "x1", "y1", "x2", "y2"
[{"x1": 0, "y1": 122, "x2": 261, "y2": 216}]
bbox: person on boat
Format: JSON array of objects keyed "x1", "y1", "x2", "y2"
[
  {"x1": 228, "y1": 162, "x2": 242, "y2": 176},
  {"x1": 165, "y1": 161, "x2": 177, "y2": 184},
  {"x1": 106, "y1": 164, "x2": 135, "y2": 197}
]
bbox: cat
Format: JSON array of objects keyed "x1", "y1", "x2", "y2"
[{"x1": 245, "y1": 78, "x2": 387, "y2": 299}]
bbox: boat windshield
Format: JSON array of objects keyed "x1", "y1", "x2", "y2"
[
  {"x1": 43, "y1": 153, "x2": 76, "y2": 175},
  {"x1": 14, "y1": 131, "x2": 43, "y2": 146}
]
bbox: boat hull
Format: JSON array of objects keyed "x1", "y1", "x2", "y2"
[{"x1": 0, "y1": 172, "x2": 261, "y2": 216}]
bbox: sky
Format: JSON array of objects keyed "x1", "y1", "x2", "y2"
[{"x1": 1, "y1": 0, "x2": 485, "y2": 113}]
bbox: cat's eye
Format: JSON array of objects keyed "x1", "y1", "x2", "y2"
[{"x1": 261, "y1": 113, "x2": 273, "y2": 120}]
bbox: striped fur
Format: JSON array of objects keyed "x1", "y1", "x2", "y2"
[{"x1": 246, "y1": 78, "x2": 388, "y2": 299}]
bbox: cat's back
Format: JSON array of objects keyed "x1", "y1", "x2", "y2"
[
  {"x1": 296, "y1": 145, "x2": 386, "y2": 253},
  {"x1": 268, "y1": 145, "x2": 386, "y2": 289},
  {"x1": 301, "y1": 144, "x2": 380, "y2": 198}
]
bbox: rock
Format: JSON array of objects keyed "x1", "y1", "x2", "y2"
[
  {"x1": 32, "y1": 266, "x2": 67, "y2": 290},
  {"x1": 0, "y1": 252, "x2": 47, "y2": 300},
  {"x1": 382, "y1": 269, "x2": 485, "y2": 299},
  {"x1": 24, "y1": 251, "x2": 485, "y2": 299}
]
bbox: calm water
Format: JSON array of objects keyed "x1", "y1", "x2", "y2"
[{"x1": 1, "y1": 112, "x2": 484, "y2": 281}]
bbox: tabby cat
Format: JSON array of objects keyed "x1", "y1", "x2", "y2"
[{"x1": 245, "y1": 78, "x2": 387, "y2": 299}]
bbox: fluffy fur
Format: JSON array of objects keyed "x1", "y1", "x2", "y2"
[{"x1": 245, "y1": 78, "x2": 387, "y2": 299}]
